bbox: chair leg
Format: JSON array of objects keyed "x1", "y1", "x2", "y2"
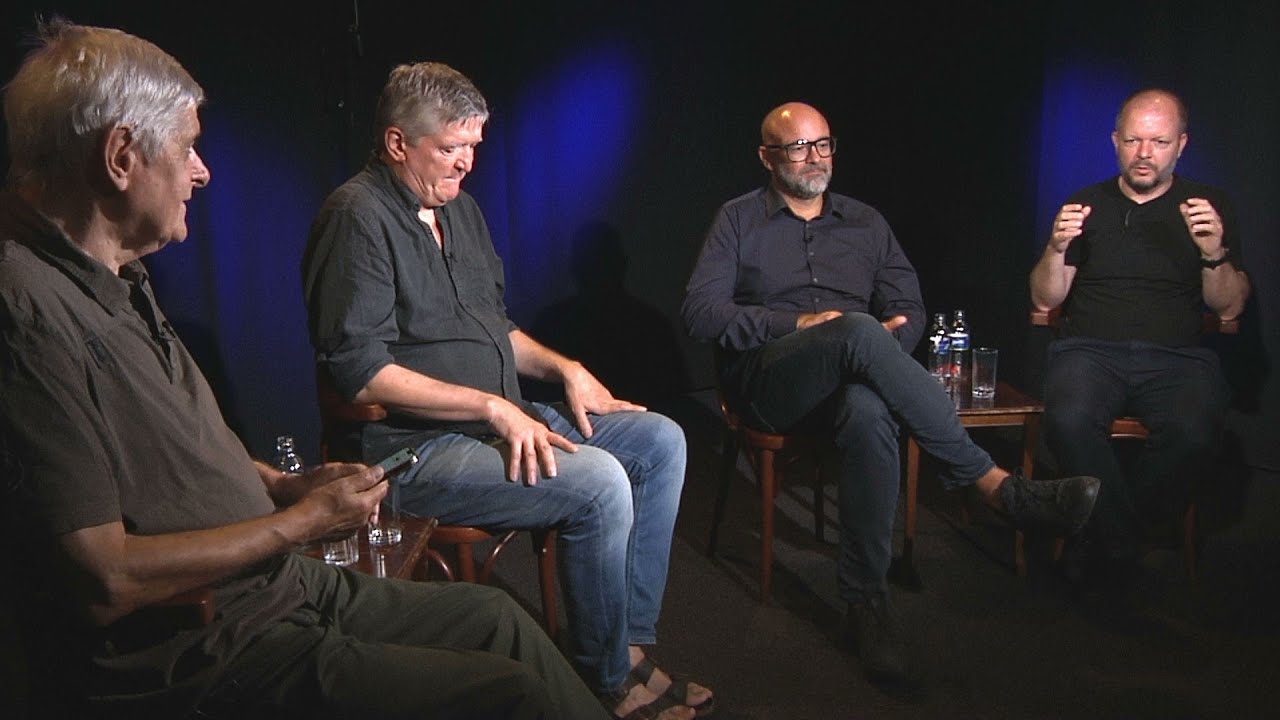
[
  {"x1": 903, "y1": 438, "x2": 920, "y2": 569},
  {"x1": 533, "y1": 529, "x2": 559, "y2": 641},
  {"x1": 455, "y1": 542, "x2": 478, "y2": 582},
  {"x1": 759, "y1": 448, "x2": 778, "y2": 600},
  {"x1": 1013, "y1": 415, "x2": 1041, "y2": 577},
  {"x1": 708, "y1": 429, "x2": 739, "y2": 556},
  {"x1": 1183, "y1": 502, "x2": 1198, "y2": 580},
  {"x1": 811, "y1": 461, "x2": 825, "y2": 542}
]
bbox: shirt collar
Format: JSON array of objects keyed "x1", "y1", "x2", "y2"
[
  {"x1": 368, "y1": 152, "x2": 439, "y2": 215},
  {"x1": 0, "y1": 191, "x2": 133, "y2": 314},
  {"x1": 1109, "y1": 173, "x2": 1182, "y2": 206},
  {"x1": 764, "y1": 184, "x2": 839, "y2": 220}
]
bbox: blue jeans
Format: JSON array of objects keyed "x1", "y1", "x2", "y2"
[
  {"x1": 722, "y1": 313, "x2": 995, "y2": 603},
  {"x1": 1042, "y1": 337, "x2": 1229, "y2": 558},
  {"x1": 396, "y1": 404, "x2": 686, "y2": 693}
]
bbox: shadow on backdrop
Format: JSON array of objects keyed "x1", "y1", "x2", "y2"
[{"x1": 524, "y1": 220, "x2": 691, "y2": 407}]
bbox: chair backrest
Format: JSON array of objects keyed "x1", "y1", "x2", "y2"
[{"x1": 315, "y1": 366, "x2": 387, "y2": 462}]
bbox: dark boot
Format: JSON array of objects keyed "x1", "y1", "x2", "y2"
[
  {"x1": 843, "y1": 594, "x2": 911, "y2": 683},
  {"x1": 998, "y1": 470, "x2": 1100, "y2": 536}
]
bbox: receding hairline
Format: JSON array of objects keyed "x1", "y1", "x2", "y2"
[
  {"x1": 760, "y1": 102, "x2": 827, "y2": 144},
  {"x1": 1116, "y1": 89, "x2": 1187, "y2": 134}
]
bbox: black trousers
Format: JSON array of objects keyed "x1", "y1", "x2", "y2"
[
  {"x1": 1043, "y1": 337, "x2": 1229, "y2": 557},
  {"x1": 723, "y1": 314, "x2": 995, "y2": 602}
]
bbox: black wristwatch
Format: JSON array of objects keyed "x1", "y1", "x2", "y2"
[{"x1": 1200, "y1": 250, "x2": 1231, "y2": 269}]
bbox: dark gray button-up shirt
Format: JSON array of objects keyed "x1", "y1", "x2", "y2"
[{"x1": 303, "y1": 157, "x2": 530, "y2": 458}]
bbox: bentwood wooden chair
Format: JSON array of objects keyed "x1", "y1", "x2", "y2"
[
  {"x1": 315, "y1": 367, "x2": 560, "y2": 638},
  {"x1": 1029, "y1": 308, "x2": 1239, "y2": 579},
  {"x1": 708, "y1": 389, "x2": 828, "y2": 600}
]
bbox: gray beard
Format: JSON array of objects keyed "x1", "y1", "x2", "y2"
[{"x1": 778, "y1": 168, "x2": 830, "y2": 199}]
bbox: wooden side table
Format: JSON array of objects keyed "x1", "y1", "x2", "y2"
[
  {"x1": 901, "y1": 381, "x2": 1043, "y2": 576},
  {"x1": 305, "y1": 516, "x2": 438, "y2": 580}
]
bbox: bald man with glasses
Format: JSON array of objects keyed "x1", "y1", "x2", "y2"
[{"x1": 683, "y1": 102, "x2": 1100, "y2": 684}]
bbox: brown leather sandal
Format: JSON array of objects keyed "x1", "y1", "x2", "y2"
[{"x1": 630, "y1": 655, "x2": 715, "y2": 717}]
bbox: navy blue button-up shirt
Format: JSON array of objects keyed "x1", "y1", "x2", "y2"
[{"x1": 683, "y1": 186, "x2": 925, "y2": 359}]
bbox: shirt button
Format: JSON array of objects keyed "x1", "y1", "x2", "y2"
[{"x1": 812, "y1": 277, "x2": 818, "y2": 283}]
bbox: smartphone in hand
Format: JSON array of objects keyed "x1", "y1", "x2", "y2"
[{"x1": 375, "y1": 448, "x2": 418, "y2": 478}]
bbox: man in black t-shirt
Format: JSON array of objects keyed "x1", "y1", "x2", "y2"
[{"x1": 1030, "y1": 88, "x2": 1251, "y2": 581}]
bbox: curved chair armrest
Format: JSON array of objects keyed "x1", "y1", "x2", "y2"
[
  {"x1": 1029, "y1": 307, "x2": 1060, "y2": 327},
  {"x1": 1205, "y1": 314, "x2": 1240, "y2": 335}
]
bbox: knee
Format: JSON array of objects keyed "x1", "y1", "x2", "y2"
[
  {"x1": 581, "y1": 455, "x2": 635, "y2": 527},
  {"x1": 1043, "y1": 399, "x2": 1108, "y2": 443},
  {"x1": 643, "y1": 412, "x2": 687, "y2": 475},
  {"x1": 816, "y1": 313, "x2": 885, "y2": 344},
  {"x1": 637, "y1": 411, "x2": 686, "y2": 458},
  {"x1": 599, "y1": 412, "x2": 687, "y2": 492}
]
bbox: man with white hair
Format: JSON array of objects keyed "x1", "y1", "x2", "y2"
[{"x1": 0, "y1": 19, "x2": 603, "y2": 719}]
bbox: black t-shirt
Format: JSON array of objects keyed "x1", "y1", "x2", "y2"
[{"x1": 1060, "y1": 175, "x2": 1241, "y2": 347}]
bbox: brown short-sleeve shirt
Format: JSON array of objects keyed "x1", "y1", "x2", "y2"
[{"x1": 0, "y1": 192, "x2": 303, "y2": 714}]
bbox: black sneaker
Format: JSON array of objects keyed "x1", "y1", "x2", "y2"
[
  {"x1": 843, "y1": 594, "x2": 911, "y2": 683},
  {"x1": 998, "y1": 470, "x2": 1100, "y2": 536}
]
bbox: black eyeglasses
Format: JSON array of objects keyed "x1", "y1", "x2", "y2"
[{"x1": 763, "y1": 136, "x2": 837, "y2": 162}]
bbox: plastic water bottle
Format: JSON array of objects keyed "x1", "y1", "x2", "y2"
[
  {"x1": 927, "y1": 312, "x2": 951, "y2": 386},
  {"x1": 275, "y1": 435, "x2": 358, "y2": 565},
  {"x1": 273, "y1": 435, "x2": 303, "y2": 474},
  {"x1": 947, "y1": 310, "x2": 971, "y2": 388}
]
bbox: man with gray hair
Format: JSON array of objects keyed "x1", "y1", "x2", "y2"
[
  {"x1": 683, "y1": 102, "x2": 1100, "y2": 684},
  {"x1": 303, "y1": 62, "x2": 711, "y2": 719},
  {"x1": 1, "y1": 20, "x2": 602, "y2": 719}
]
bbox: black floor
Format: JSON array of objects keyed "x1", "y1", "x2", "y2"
[{"x1": 485, "y1": 390, "x2": 1280, "y2": 720}]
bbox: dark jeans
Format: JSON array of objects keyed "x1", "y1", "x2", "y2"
[
  {"x1": 1042, "y1": 337, "x2": 1229, "y2": 558},
  {"x1": 194, "y1": 556, "x2": 606, "y2": 720},
  {"x1": 722, "y1": 313, "x2": 996, "y2": 603}
]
